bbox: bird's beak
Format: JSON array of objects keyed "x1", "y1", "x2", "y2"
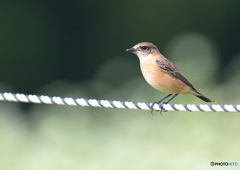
[{"x1": 126, "y1": 48, "x2": 136, "y2": 52}]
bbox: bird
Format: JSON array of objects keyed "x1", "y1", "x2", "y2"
[{"x1": 126, "y1": 42, "x2": 215, "y2": 113}]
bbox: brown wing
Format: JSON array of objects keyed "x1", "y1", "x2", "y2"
[{"x1": 156, "y1": 59, "x2": 196, "y2": 90}]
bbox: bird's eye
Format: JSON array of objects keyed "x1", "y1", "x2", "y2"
[{"x1": 141, "y1": 46, "x2": 149, "y2": 50}]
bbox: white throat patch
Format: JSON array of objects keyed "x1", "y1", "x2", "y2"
[{"x1": 139, "y1": 54, "x2": 152, "y2": 62}]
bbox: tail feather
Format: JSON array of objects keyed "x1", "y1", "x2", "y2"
[{"x1": 195, "y1": 92, "x2": 215, "y2": 103}]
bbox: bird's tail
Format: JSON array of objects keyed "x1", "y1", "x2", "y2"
[{"x1": 195, "y1": 91, "x2": 215, "y2": 103}]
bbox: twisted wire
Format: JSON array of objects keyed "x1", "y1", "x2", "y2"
[{"x1": 0, "y1": 92, "x2": 239, "y2": 112}]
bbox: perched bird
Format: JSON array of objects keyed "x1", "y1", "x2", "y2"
[{"x1": 126, "y1": 42, "x2": 215, "y2": 113}]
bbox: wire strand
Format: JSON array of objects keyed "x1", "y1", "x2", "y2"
[{"x1": 0, "y1": 92, "x2": 239, "y2": 112}]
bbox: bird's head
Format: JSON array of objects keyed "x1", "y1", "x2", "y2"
[{"x1": 126, "y1": 42, "x2": 160, "y2": 61}]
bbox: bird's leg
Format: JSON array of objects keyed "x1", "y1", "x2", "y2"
[
  {"x1": 158, "y1": 93, "x2": 179, "y2": 114},
  {"x1": 151, "y1": 94, "x2": 172, "y2": 114}
]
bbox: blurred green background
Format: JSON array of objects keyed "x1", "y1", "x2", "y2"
[{"x1": 0, "y1": 1, "x2": 240, "y2": 169}]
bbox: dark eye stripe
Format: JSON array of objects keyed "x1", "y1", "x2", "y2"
[{"x1": 141, "y1": 46, "x2": 149, "y2": 50}]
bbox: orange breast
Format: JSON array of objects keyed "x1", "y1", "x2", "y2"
[{"x1": 140, "y1": 59, "x2": 192, "y2": 94}]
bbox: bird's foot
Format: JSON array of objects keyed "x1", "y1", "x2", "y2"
[
  {"x1": 150, "y1": 101, "x2": 167, "y2": 115},
  {"x1": 150, "y1": 101, "x2": 158, "y2": 114},
  {"x1": 158, "y1": 102, "x2": 168, "y2": 115}
]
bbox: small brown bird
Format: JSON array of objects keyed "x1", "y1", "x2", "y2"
[{"x1": 126, "y1": 42, "x2": 215, "y2": 113}]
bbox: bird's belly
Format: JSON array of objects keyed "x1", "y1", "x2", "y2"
[
  {"x1": 141, "y1": 65, "x2": 188, "y2": 94},
  {"x1": 143, "y1": 73, "x2": 178, "y2": 94}
]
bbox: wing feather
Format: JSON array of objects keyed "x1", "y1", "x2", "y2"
[{"x1": 156, "y1": 59, "x2": 196, "y2": 90}]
